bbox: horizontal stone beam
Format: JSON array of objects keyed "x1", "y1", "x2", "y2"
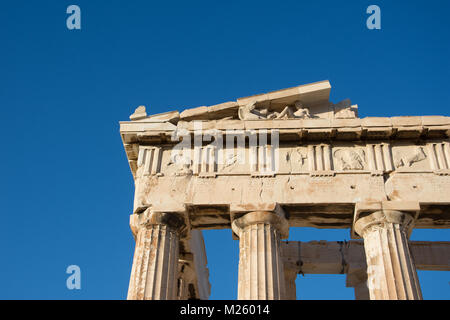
[
  {"x1": 120, "y1": 116, "x2": 450, "y2": 147},
  {"x1": 281, "y1": 240, "x2": 450, "y2": 274},
  {"x1": 410, "y1": 241, "x2": 450, "y2": 271}
]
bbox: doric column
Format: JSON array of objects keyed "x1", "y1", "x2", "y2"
[
  {"x1": 232, "y1": 207, "x2": 289, "y2": 300},
  {"x1": 127, "y1": 209, "x2": 185, "y2": 300},
  {"x1": 353, "y1": 202, "x2": 422, "y2": 300}
]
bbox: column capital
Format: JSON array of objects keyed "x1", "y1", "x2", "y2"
[
  {"x1": 351, "y1": 201, "x2": 420, "y2": 239},
  {"x1": 233, "y1": 205, "x2": 288, "y2": 299},
  {"x1": 130, "y1": 208, "x2": 186, "y2": 238},
  {"x1": 231, "y1": 206, "x2": 289, "y2": 239}
]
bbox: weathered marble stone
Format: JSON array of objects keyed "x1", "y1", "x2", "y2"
[
  {"x1": 120, "y1": 80, "x2": 450, "y2": 300},
  {"x1": 353, "y1": 202, "x2": 422, "y2": 300},
  {"x1": 232, "y1": 209, "x2": 289, "y2": 300}
]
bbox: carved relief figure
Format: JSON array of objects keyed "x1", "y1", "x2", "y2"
[
  {"x1": 334, "y1": 148, "x2": 366, "y2": 170},
  {"x1": 167, "y1": 150, "x2": 193, "y2": 175},
  {"x1": 269, "y1": 101, "x2": 312, "y2": 119},
  {"x1": 292, "y1": 148, "x2": 307, "y2": 165},
  {"x1": 333, "y1": 99, "x2": 357, "y2": 119},
  {"x1": 221, "y1": 152, "x2": 239, "y2": 172},
  {"x1": 238, "y1": 100, "x2": 312, "y2": 120},
  {"x1": 238, "y1": 102, "x2": 270, "y2": 120},
  {"x1": 292, "y1": 101, "x2": 312, "y2": 119},
  {"x1": 394, "y1": 147, "x2": 427, "y2": 168},
  {"x1": 285, "y1": 148, "x2": 307, "y2": 172}
]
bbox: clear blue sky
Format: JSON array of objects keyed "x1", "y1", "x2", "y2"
[{"x1": 0, "y1": 0, "x2": 449, "y2": 299}]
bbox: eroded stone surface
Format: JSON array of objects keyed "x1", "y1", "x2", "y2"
[{"x1": 121, "y1": 81, "x2": 450, "y2": 300}]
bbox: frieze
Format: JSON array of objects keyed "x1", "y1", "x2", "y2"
[{"x1": 136, "y1": 142, "x2": 450, "y2": 179}]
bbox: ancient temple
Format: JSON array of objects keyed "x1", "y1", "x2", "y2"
[{"x1": 119, "y1": 80, "x2": 450, "y2": 300}]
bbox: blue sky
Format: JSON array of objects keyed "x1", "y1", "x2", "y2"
[{"x1": 0, "y1": 0, "x2": 449, "y2": 299}]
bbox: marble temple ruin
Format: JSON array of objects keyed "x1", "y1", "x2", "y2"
[{"x1": 119, "y1": 80, "x2": 450, "y2": 300}]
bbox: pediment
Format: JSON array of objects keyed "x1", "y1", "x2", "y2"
[{"x1": 127, "y1": 80, "x2": 358, "y2": 124}]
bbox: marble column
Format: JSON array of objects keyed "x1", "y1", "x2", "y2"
[
  {"x1": 232, "y1": 209, "x2": 289, "y2": 300},
  {"x1": 354, "y1": 209, "x2": 422, "y2": 300},
  {"x1": 127, "y1": 209, "x2": 185, "y2": 300}
]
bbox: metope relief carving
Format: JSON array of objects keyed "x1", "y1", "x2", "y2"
[
  {"x1": 222, "y1": 152, "x2": 239, "y2": 172},
  {"x1": 218, "y1": 146, "x2": 249, "y2": 175},
  {"x1": 164, "y1": 149, "x2": 193, "y2": 176},
  {"x1": 395, "y1": 146, "x2": 427, "y2": 169},
  {"x1": 333, "y1": 148, "x2": 366, "y2": 171},
  {"x1": 285, "y1": 147, "x2": 308, "y2": 173},
  {"x1": 220, "y1": 151, "x2": 246, "y2": 174}
]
